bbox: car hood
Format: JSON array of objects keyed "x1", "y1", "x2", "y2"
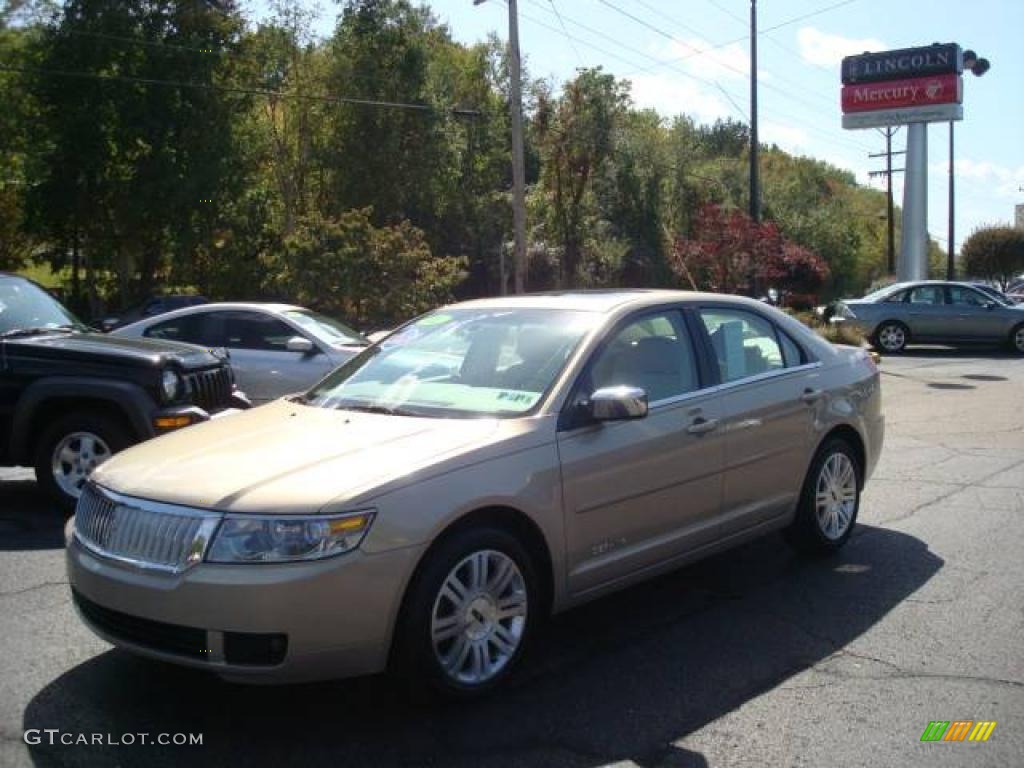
[
  {"x1": 8, "y1": 331, "x2": 223, "y2": 369},
  {"x1": 92, "y1": 399, "x2": 534, "y2": 514}
]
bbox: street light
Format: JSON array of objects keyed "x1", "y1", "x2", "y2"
[
  {"x1": 475, "y1": 0, "x2": 527, "y2": 295},
  {"x1": 947, "y1": 48, "x2": 990, "y2": 280}
]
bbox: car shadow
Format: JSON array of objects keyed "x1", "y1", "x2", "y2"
[
  {"x1": 23, "y1": 524, "x2": 941, "y2": 767},
  {"x1": 882, "y1": 344, "x2": 1017, "y2": 360},
  {"x1": 0, "y1": 475, "x2": 65, "y2": 551}
]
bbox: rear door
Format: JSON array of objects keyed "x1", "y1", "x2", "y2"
[
  {"x1": 903, "y1": 285, "x2": 950, "y2": 340},
  {"x1": 558, "y1": 307, "x2": 725, "y2": 596},
  {"x1": 695, "y1": 306, "x2": 817, "y2": 536}
]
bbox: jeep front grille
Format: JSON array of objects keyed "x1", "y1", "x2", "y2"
[
  {"x1": 74, "y1": 484, "x2": 220, "y2": 573},
  {"x1": 184, "y1": 366, "x2": 232, "y2": 412}
]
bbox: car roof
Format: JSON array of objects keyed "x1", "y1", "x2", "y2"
[{"x1": 448, "y1": 289, "x2": 768, "y2": 313}]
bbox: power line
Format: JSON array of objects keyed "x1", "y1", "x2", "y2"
[
  {"x1": 0, "y1": 64, "x2": 481, "y2": 116},
  {"x1": 547, "y1": 0, "x2": 584, "y2": 67}
]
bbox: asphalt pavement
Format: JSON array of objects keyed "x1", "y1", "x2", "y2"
[{"x1": 1, "y1": 347, "x2": 1022, "y2": 767}]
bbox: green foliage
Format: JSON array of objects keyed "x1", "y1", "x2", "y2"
[
  {"x1": 961, "y1": 225, "x2": 1024, "y2": 290},
  {"x1": 4, "y1": 0, "x2": 906, "y2": 324},
  {"x1": 280, "y1": 208, "x2": 465, "y2": 328}
]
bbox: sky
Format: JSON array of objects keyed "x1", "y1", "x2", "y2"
[{"x1": 252, "y1": 0, "x2": 1024, "y2": 255}]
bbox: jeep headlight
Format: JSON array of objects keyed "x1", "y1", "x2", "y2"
[
  {"x1": 206, "y1": 510, "x2": 375, "y2": 563},
  {"x1": 161, "y1": 369, "x2": 183, "y2": 402}
]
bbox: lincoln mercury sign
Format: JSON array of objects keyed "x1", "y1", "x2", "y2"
[
  {"x1": 842, "y1": 43, "x2": 962, "y2": 84},
  {"x1": 840, "y1": 44, "x2": 964, "y2": 130}
]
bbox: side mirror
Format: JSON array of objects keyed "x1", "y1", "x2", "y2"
[
  {"x1": 985, "y1": 301, "x2": 998, "y2": 310},
  {"x1": 285, "y1": 336, "x2": 316, "y2": 354},
  {"x1": 589, "y1": 386, "x2": 648, "y2": 422}
]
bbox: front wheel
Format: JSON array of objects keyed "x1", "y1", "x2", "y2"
[
  {"x1": 784, "y1": 437, "x2": 861, "y2": 555},
  {"x1": 394, "y1": 526, "x2": 539, "y2": 698},
  {"x1": 1010, "y1": 324, "x2": 1024, "y2": 354},
  {"x1": 873, "y1": 321, "x2": 908, "y2": 354},
  {"x1": 34, "y1": 410, "x2": 132, "y2": 512}
]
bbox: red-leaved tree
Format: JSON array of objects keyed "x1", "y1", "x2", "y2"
[{"x1": 669, "y1": 204, "x2": 829, "y2": 297}]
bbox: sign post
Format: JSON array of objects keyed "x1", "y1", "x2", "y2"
[{"x1": 841, "y1": 43, "x2": 964, "y2": 280}]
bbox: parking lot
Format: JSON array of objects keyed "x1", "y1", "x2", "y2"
[{"x1": 1, "y1": 348, "x2": 1022, "y2": 768}]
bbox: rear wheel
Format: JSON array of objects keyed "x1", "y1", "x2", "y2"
[
  {"x1": 393, "y1": 525, "x2": 539, "y2": 698},
  {"x1": 873, "y1": 321, "x2": 908, "y2": 353},
  {"x1": 784, "y1": 437, "x2": 861, "y2": 555},
  {"x1": 34, "y1": 410, "x2": 132, "y2": 512}
]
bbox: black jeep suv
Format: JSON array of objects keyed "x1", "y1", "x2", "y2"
[{"x1": 0, "y1": 273, "x2": 248, "y2": 509}]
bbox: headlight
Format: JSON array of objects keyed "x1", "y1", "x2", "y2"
[
  {"x1": 206, "y1": 510, "x2": 375, "y2": 563},
  {"x1": 161, "y1": 369, "x2": 183, "y2": 401}
]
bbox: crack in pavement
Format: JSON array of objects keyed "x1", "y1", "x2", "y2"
[{"x1": 0, "y1": 580, "x2": 68, "y2": 598}]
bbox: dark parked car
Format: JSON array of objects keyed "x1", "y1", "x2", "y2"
[
  {"x1": 833, "y1": 280, "x2": 1024, "y2": 353},
  {"x1": 95, "y1": 294, "x2": 208, "y2": 332},
  {"x1": 0, "y1": 273, "x2": 247, "y2": 509}
]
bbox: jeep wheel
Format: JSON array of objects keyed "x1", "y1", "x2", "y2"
[{"x1": 34, "y1": 411, "x2": 132, "y2": 511}]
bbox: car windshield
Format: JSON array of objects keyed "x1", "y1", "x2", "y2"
[
  {"x1": 303, "y1": 307, "x2": 601, "y2": 417},
  {"x1": 0, "y1": 277, "x2": 84, "y2": 334},
  {"x1": 972, "y1": 285, "x2": 1010, "y2": 306},
  {"x1": 283, "y1": 309, "x2": 368, "y2": 347},
  {"x1": 861, "y1": 284, "x2": 907, "y2": 302}
]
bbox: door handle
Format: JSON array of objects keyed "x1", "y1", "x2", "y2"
[
  {"x1": 687, "y1": 417, "x2": 719, "y2": 435},
  {"x1": 800, "y1": 388, "x2": 824, "y2": 404}
]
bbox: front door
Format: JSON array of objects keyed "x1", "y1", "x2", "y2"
[
  {"x1": 946, "y1": 285, "x2": 1009, "y2": 340},
  {"x1": 696, "y1": 306, "x2": 815, "y2": 535},
  {"x1": 558, "y1": 309, "x2": 725, "y2": 596}
]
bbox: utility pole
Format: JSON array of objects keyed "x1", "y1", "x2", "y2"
[
  {"x1": 475, "y1": 0, "x2": 527, "y2": 294},
  {"x1": 869, "y1": 128, "x2": 904, "y2": 275},
  {"x1": 507, "y1": 0, "x2": 527, "y2": 294},
  {"x1": 947, "y1": 120, "x2": 955, "y2": 279},
  {"x1": 748, "y1": 0, "x2": 759, "y2": 224}
]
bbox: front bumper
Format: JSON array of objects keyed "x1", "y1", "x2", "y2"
[
  {"x1": 65, "y1": 524, "x2": 425, "y2": 683},
  {"x1": 150, "y1": 390, "x2": 250, "y2": 435}
]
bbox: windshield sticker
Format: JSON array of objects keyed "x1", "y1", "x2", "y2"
[{"x1": 417, "y1": 313, "x2": 453, "y2": 327}]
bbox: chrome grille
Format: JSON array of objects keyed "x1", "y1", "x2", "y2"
[
  {"x1": 184, "y1": 366, "x2": 232, "y2": 412},
  {"x1": 74, "y1": 484, "x2": 221, "y2": 573}
]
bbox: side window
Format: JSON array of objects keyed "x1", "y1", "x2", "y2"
[
  {"x1": 699, "y1": 308, "x2": 785, "y2": 383},
  {"x1": 222, "y1": 311, "x2": 297, "y2": 351},
  {"x1": 589, "y1": 310, "x2": 698, "y2": 403},
  {"x1": 907, "y1": 286, "x2": 943, "y2": 305},
  {"x1": 884, "y1": 289, "x2": 908, "y2": 303},
  {"x1": 144, "y1": 313, "x2": 204, "y2": 343},
  {"x1": 779, "y1": 331, "x2": 804, "y2": 367},
  {"x1": 948, "y1": 286, "x2": 987, "y2": 307}
]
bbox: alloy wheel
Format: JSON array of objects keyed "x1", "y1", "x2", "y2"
[
  {"x1": 877, "y1": 324, "x2": 906, "y2": 352},
  {"x1": 52, "y1": 431, "x2": 111, "y2": 500},
  {"x1": 814, "y1": 452, "x2": 857, "y2": 541},
  {"x1": 430, "y1": 549, "x2": 528, "y2": 686},
  {"x1": 1014, "y1": 326, "x2": 1024, "y2": 353}
]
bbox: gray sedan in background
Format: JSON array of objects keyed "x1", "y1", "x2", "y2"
[
  {"x1": 113, "y1": 303, "x2": 368, "y2": 402},
  {"x1": 834, "y1": 281, "x2": 1024, "y2": 354}
]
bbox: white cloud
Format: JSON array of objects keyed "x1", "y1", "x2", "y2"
[
  {"x1": 797, "y1": 26, "x2": 887, "y2": 68},
  {"x1": 628, "y1": 72, "x2": 734, "y2": 123},
  {"x1": 929, "y1": 158, "x2": 1024, "y2": 199},
  {"x1": 761, "y1": 121, "x2": 811, "y2": 153}
]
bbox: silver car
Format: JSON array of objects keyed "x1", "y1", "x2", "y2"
[
  {"x1": 113, "y1": 303, "x2": 369, "y2": 403},
  {"x1": 68, "y1": 291, "x2": 883, "y2": 696},
  {"x1": 835, "y1": 281, "x2": 1024, "y2": 354}
]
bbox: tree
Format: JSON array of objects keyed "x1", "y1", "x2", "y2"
[
  {"x1": 280, "y1": 208, "x2": 465, "y2": 328},
  {"x1": 669, "y1": 203, "x2": 828, "y2": 297},
  {"x1": 535, "y1": 67, "x2": 629, "y2": 287},
  {"x1": 961, "y1": 226, "x2": 1024, "y2": 290}
]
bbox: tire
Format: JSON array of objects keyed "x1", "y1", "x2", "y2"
[
  {"x1": 34, "y1": 410, "x2": 133, "y2": 512},
  {"x1": 872, "y1": 321, "x2": 908, "y2": 354},
  {"x1": 1010, "y1": 323, "x2": 1024, "y2": 355},
  {"x1": 393, "y1": 525, "x2": 541, "y2": 699},
  {"x1": 784, "y1": 437, "x2": 861, "y2": 556}
]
